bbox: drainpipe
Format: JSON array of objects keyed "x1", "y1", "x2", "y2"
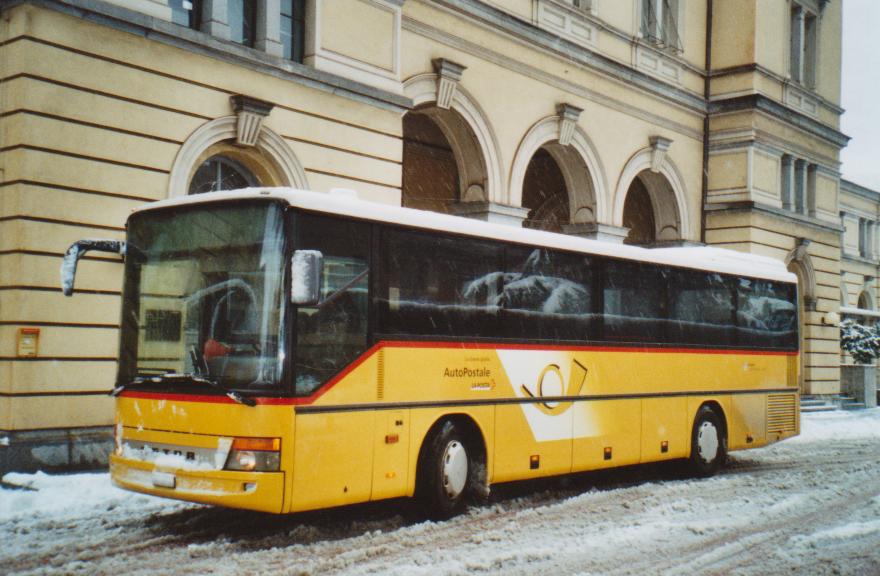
[{"x1": 701, "y1": 0, "x2": 713, "y2": 244}]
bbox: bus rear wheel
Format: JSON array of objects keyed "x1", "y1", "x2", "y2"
[
  {"x1": 689, "y1": 405, "x2": 727, "y2": 476},
  {"x1": 417, "y1": 420, "x2": 473, "y2": 519}
]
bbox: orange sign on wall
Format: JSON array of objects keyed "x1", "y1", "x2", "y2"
[{"x1": 17, "y1": 328, "x2": 40, "y2": 357}]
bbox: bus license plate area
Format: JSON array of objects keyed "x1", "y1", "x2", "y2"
[{"x1": 152, "y1": 470, "x2": 176, "y2": 489}]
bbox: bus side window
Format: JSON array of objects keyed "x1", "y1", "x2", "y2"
[
  {"x1": 668, "y1": 271, "x2": 737, "y2": 347},
  {"x1": 603, "y1": 260, "x2": 668, "y2": 343},
  {"x1": 500, "y1": 247, "x2": 594, "y2": 342},
  {"x1": 736, "y1": 279, "x2": 797, "y2": 349},
  {"x1": 378, "y1": 228, "x2": 503, "y2": 338}
]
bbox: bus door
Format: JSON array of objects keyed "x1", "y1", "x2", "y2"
[{"x1": 290, "y1": 214, "x2": 374, "y2": 511}]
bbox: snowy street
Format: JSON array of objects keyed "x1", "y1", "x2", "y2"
[{"x1": 3, "y1": 409, "x2": 880, "y2": 576}]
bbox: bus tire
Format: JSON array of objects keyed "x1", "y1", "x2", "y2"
[
  {"x1": 689, "y1": 405, "x2": 727, "y2": 476},
  {"x1": 417, "y1": 420, "x2": 473, "y2": 519}
]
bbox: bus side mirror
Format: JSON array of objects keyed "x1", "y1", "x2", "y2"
[
  {"x1": 61, "y1": 239, "x2": 126, "y2": 297},
  {"x1": 291, "y1": 250, "x2": 323, "y2": 305}
]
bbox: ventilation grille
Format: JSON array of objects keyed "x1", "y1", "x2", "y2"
[
  {"x1": 767, "y1": 394, "x2": 798, "y2": 434},
  {"x1": 377, "y1": 348, "x2": 385, "y2": 400}
]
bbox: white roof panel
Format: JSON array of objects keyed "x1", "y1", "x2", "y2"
[{"x1": 132, "y1": 188, "x2": 797, "y2": 284}]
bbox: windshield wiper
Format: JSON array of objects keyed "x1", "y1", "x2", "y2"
[{"x1": 113, "y1": 373, "x2": 257, "y2": 407}]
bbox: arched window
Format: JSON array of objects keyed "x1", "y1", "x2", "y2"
[
  {"x1": 188, "y1": 155, "x2": 259, "y2": 195},
  {"x1": 858, "y1": 291, "x2": 873, "y2": 311}
]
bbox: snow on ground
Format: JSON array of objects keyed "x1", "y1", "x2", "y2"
[{"x1": 2, "y1": 409, "x2": 880, "y2": 576}]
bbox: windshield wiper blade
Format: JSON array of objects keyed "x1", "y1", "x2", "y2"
[{"x1": 122, "y1": 373, "x2": 257, "y2": 407}]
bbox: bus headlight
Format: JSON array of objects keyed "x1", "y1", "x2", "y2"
[{"x1": 224, "y1": 437, "x2": 281, "y2": 472}]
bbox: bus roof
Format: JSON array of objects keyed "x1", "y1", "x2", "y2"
[{"x1": 133, "y1": 188, "x2": 797, "y2": 284}]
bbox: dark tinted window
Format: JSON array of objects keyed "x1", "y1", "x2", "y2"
[
  {"x1": 603, "y1": 260, "x2": 669, "y2": 343},
  {"x1": 501, "y1": 247, "x2": 595, "y2": 341},
  {"x1": 736, "y1": 278, "x2": 797, "y2": 349},
  {"x1": 378, "y1": 228, "x2": 502, "y2": 338},
  {"x1": 668, "y1": 270, "x2": 737, "y2": 346},
  {"x1": 281, "y1": 0, "x2": 306, "y2": 62}
]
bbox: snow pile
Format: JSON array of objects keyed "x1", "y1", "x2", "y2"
[
  {"x1": 790, "y1": 407, "x2": 880, "y2": 443},
  {"x1": 0, "y1": 471, "x2": 183, "y2": 521}
]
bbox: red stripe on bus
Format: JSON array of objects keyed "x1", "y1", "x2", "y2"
[
  {"x1": 118, "y1": 340, "x2": 796, "y2": 406},
  {"x1": 118, "y1": 390, "x2": 296, "y2": 405},
  {"x1": 119, "y1": 342, "x2": 385, "y2": 406},
  {"x1": 379, "y1": 340, "x2": 799, "y2": 356}
]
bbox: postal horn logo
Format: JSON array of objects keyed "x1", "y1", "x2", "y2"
[{"x1": 520, "y1": 359, "x2": 588, "y2": 416}]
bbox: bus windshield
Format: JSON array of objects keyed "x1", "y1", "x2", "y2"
[{"x1": 118, "y1": 201, "x2": 287, "y2": 393}]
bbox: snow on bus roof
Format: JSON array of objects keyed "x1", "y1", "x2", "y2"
[{"x1": 133, "y1": 188, "x2": 797, "y2": 283}]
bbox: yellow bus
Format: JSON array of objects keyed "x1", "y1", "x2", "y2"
[{"x1": 62, "y1": 188, "x2": 800, "y2": 517}]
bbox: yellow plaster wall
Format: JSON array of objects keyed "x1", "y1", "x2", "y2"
[
  {"x1": 708, "y1": 151, "x2": 749, "y2": 191},
  {"x1": 752, "y1": 149, "x2": 780, "y2": 200},
  {"x1": 816, "y1": 0, "x2": 842, "y2": 106},
  {"x1": 322, "y1": 0, "x2": 397, "y2": 72},
  {"x1": 753, "y1": 0, "x2": 787, "y2": 77},
  {"x1": 681, "y1": 0, "x2": 708, "y2": 69},
  {"x1": 711, "y1": 0, "x2": 756, "y2": 70},
  {"x1": 487, "y1": 0, "x2": 532, "y2": 21},
  {"x1": 815, "y1": 174, "x2": 839, "y2": 215}
]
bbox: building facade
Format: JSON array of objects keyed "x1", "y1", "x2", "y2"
[
  {"x1": 840, "y1": 179, "x2": 880, "y2": 325},
  {"x1": 0, "y1": 0, "x2": 849, "y2": 471}
]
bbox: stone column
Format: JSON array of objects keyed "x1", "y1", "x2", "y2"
[
  {"x1": 794, "y1": 159, "x2": 808, "y2": 214},
  {"x1": 203, "y1": 0, "x2": 231, "y2": 40},
  {"x1": 780, "y1": 155, "x2": 794, "y2": 210},
  {"x1": 807, "y1": 163, "x2": 817, "y2": 217},
  {"x1": 256, "y1": 0, "x2": 284, "y2": 57}
]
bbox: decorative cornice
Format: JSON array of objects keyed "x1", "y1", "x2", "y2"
[
  {"x1": 710, "y1": 63, "x2": 845, "y2": 116},
  {"x1": 705, "y1": 201, "x2": 845, "y2": 234},
  {"x1": 841, "y1": 179, "x2": 880, "y2": 203},
  {"x1": 710, "y1": 94, "x2": 850, "y2": 148}
]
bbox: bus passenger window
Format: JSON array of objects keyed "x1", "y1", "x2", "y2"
[
  {"x1": 668, "y1": 271, "x2": 736, "y2": 347},
  {"x1": 603, "y1": 260, "x2": 668, "y2": 343},
  {"x1": 500, "y1": 248, "x2": 594, "y2": 342},
  {"x1": 736, "y1": 279, "x2": 797, "y2": 349},
  {"x1": 378, "y1": 228, "x2": 503, "y2": 338}
]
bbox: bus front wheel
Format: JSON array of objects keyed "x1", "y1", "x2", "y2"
[
  {"x1": 689, "y1": 405, "x2": 727, "y2": 476},
  {"x1": 417, "y1": 420, "x2": 473, "y2": 519}
]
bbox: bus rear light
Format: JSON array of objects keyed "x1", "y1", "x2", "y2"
[{"x1": 224, "y1": 437, "x2": 281, "y2": 472}]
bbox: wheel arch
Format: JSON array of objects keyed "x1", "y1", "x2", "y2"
[
  {"x1": 412, "y1": 412, "x2": 490, "y2": 498},
  {"x1": 687, "y1": 399, "x2": 730, "y2": 465},
  {"x1": 699, "y1": 400, "x2": 729, "y2": 441}
]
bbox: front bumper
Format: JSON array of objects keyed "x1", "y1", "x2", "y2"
[{"x1": 110, "y1": 455, "x2": 285, "y2": 513}]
